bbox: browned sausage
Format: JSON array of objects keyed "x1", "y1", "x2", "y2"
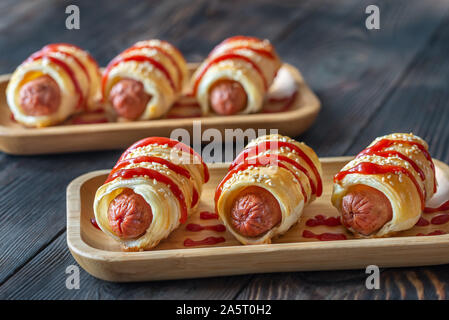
[
  {"x1": 109, "y1": 78, "x2": 151, "y2": 120},
  {"x1": 230, "y1": 186, "x2": 282, "y2": 237},
  {"x1": 107, "y1": 188, "x2": 153, "y2": 239},
  {"x1": 19, "y1": 75, "x2": 61, "y2": 116},
  {"x1": 341, "y1": 184, "x2": 393, "y2": 236},
  {"x1": 209, "y1": 79, "x2": 247, "y2": 115}
]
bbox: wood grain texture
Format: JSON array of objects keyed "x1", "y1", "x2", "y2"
[{"x1": 1, "y1": 0, "x2": 449, "y2": 300}]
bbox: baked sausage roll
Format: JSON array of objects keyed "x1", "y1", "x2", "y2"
[
  {"x1": 94, "y1": 137, "x2": 209, "y2": 251},
  {"x1": 6, "y1": 43, "x2": 101, "y2": 127},
  {"x1": 332, "y1": 133, "x2": 437, "y2": 238},
  {"x1": 215, "y1": 134, "x2": 323, "y2": 245},
  {"x1": 102, "y1": 40, "x2": 188, "y2": 121},
  {"x1": 192, "y1": 36, "x2": 282, "y2": 116}
]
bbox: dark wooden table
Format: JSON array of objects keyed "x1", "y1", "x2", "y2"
[{"x1": 1, "y1": 0, "x2": 449, "y2": 300}]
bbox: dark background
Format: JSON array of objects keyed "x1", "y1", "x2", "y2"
[{"x1": 1, "y1": 0, "x2": 449, "y2": 299}]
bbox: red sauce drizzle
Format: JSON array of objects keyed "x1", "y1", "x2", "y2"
[
  {"x1": 424, "y1": 200, "x2": 449, "y2": 213},
  {"x1": 215, "y1": 154, "x2": 308, "y2": 203},
  {"x1": 431, "y1": 214, "x2": 449, "y2": 225},
  {"x1": 90, "y1": 218, "x2": 101, "y2": 230},
  {"x1": 183, "y1": 236, "x2": 225, "y2": 247},
  {"x1": 42, "y1": 46, "x2": 91, "y2": 84},
  {"x1": 104, "y1": 167, "x2": 188, "y2": 223},
  {"x1": 200, "y1": 211, "x2": 219, "y2": 220},
  {"x1": 71, "y1": 116, "x2": 109, "y2": 125},
  {"x1": 334, "y1": 162, "x2": 425, "y2": 210},
  {"x1": 28, "y1": 52, "x2": 84, "y2": 110},
  {"x1": 109, "y1": 155, "x2": 199, "y2": 208},
  {"x1": 102, "y1": 55, "x2": 176, "y2": 99},
  {"x1": 302, "y1": 230, "x2": 347, "y2": 241},
  {"x1": 230, "y1": 140, "x2": 322, "y2": 196},
  {"x1": 118, "y1": 137, "x2": 209, "y2": 183},
  {"x1": 193, "y1": 53, "x2": 268, "y2": 95},
  {"x1": 415, "y1": 217, "x2": 430, "y2": 227},
  {"x1": 357, "y1": 138, "x2": 435, "y2": 192},
  {"x1": 186, "y1": 223, "x2": 226, "y2": 232},
  {"x1": 306, "y1": 215, "x2": 341, "y2": 227},
  {"x1": 263, "y1": 91, "x2": 298, "y2": 113},
  {"x1": 43, "y1": 43, "x2": 99, "y2": 67},
  {"x1": 416, "y1": 230, "x2": 446, "y2": 236},
  {"x1": 120, "y1": 44, "x2": 183, "y2": 90}
]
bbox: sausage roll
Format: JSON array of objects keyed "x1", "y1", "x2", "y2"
[
  {"x1": 332, "y1": 133, "x2": 437, "y2": 238},
  {"x1": 102, "y1": 40, "x2": 188, "y2": 121},
  {"x1": 192, "y1": 36, "x2": 282, "y2": 116},
  {"x1": 6, "y1": 43, "x2": 102, "y2": 127},
  {"x1": 215, "y1": 134, "x2": 323, "y2": 245},
  {"x1": 94, "y1": 137, "x2": 209, "y2": 251}
]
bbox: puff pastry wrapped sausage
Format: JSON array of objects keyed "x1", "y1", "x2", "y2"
[
  {"x1": 94, "y1": 137, "x2": 209, "y2": 251},
  {"x1": 102, "y1": 40, "x2": 188, "y2": 120},
  {"x1": 332, "y1": 133, "x2": 437, "y2": 238},
  {"x1": 215, "y1": 134, "x2": 323, "y2": 244},
  {"x1": 6, "y1": 43, "x2": 101, "y2": 127},
  {"x1": 192, "y1": 36, "x2": 282, "y2": 116}
]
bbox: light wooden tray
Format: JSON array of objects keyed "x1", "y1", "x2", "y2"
[
  {"x1": 0, "y1": 63, "x2": 320, "y2": 155},
  {"x1": 67, "y1": 157, "x2": 449, "y2": 282}
]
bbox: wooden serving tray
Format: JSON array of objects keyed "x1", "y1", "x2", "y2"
[
  {"x1": 67, "y1": 156, "x2": 449, "y2": 282},
  {"x1": 0, "y1": 63, "x2": 320, "y2": 155}
]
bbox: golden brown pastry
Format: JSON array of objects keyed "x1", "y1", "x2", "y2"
[
  {"x1": 6, "y1": 43, "x2": 101, "y2": 127},
  {"x1": 102, "y1": 40, "x2": 188, "y2": 121},
  {"x1": 192, "y1": 36, "x2": 282, "y2": 116},
  {"x1": 94, "y1": 137, "x2": 209, "y2": 251}
]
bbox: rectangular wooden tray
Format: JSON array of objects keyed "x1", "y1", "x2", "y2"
[
  {"x1": 66, "y1": 156, "x2": 449, "y2": 282},
  {"x1": 0, "y1": 63, "x2": 320, "y2": 155}
]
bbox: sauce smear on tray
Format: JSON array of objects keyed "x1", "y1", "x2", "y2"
[{"x1": 184, "y1": 236, "x2": 226, "y2": 247}]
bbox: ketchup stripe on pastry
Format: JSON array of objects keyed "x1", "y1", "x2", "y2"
[
  {"x1": 6, "y1": 43, "x2": 101, "y2": 127},
  {"x1": 331, "y1": 133, "x2": 437, "y2": 238},
  {"x1": 192, "y1": 36, "x2": 282, "y2": 115},
  {"x1": 94, "y1": 137, "x2": 207, "y2": 251},
  {"x1": 102, "y1": 40, "x2": 187, "y2": 121},
  {"x1": 215, "y1": 134, "x2": 323, "y2": 245}
]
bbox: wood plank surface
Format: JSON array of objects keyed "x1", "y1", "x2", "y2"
[{"x1": 1, "y1": 0, "x2": 449, "y2": 300}]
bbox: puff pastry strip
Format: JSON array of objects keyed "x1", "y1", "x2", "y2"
[
  {"x1": 94, "y1": 137, "x2": 209, "y2": 251},
  {"x1": 192, "y1": 36, "x2": 282, "y2": 115},
  {"x1": 102, "y1": 40, "x2": 188, "y2": 120}
]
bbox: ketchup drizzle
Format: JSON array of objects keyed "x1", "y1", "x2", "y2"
[
  {"x1": 90, "y1": 218, "x2": 101, "y2": 230},
  {"x1": 183, "y1": 237, "x2": 225, "y2": 247},
  {"x1": 119, "y1": 137, "x2": 209, "y2": 183},
  {"x1": 302, "y1": 230, "x2": 347, "y2": 241},
  {"x1": 120, "y1": 44, "x2": 183, "y2": 90},
  {"x1": 230, "y1": 140, "x2": 322, "y2": 196},
  {"x1": 415, "y1": 217, "x2": 430, "y2": 227},
  {"x1": 334, "y1": 162, "x2": 425, "y2": 210},
  {"x1": 416, "y1": 230, "x2": 446, "y2": 236},
  {"x1": 306, "y1": 215, "x2": 341, "y2": 227},
  {"x1": 27, "y1": 53, "x2": 85, "y2": 110},
  {"x1": 430, "y1": 214, "x2": 449, "y2": 225},
  {"x1": 104, "y1": 167, "x2": 188, "y2": 223},
  {"x1": 424, "y1": 200, "x2": 449, "y2": 213},
  {"x1": 193, "y1": 53, "x2": 268, "y2": 95},
  {"x1": 102, "y1": 55, "x2": 176, "y2": 99},
  {"x1": 215, "y1": 154, "x2": 308, "y2": 203},
  {"x1": 356, "y1": 138, "x2": 435, "y2": 192}
]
